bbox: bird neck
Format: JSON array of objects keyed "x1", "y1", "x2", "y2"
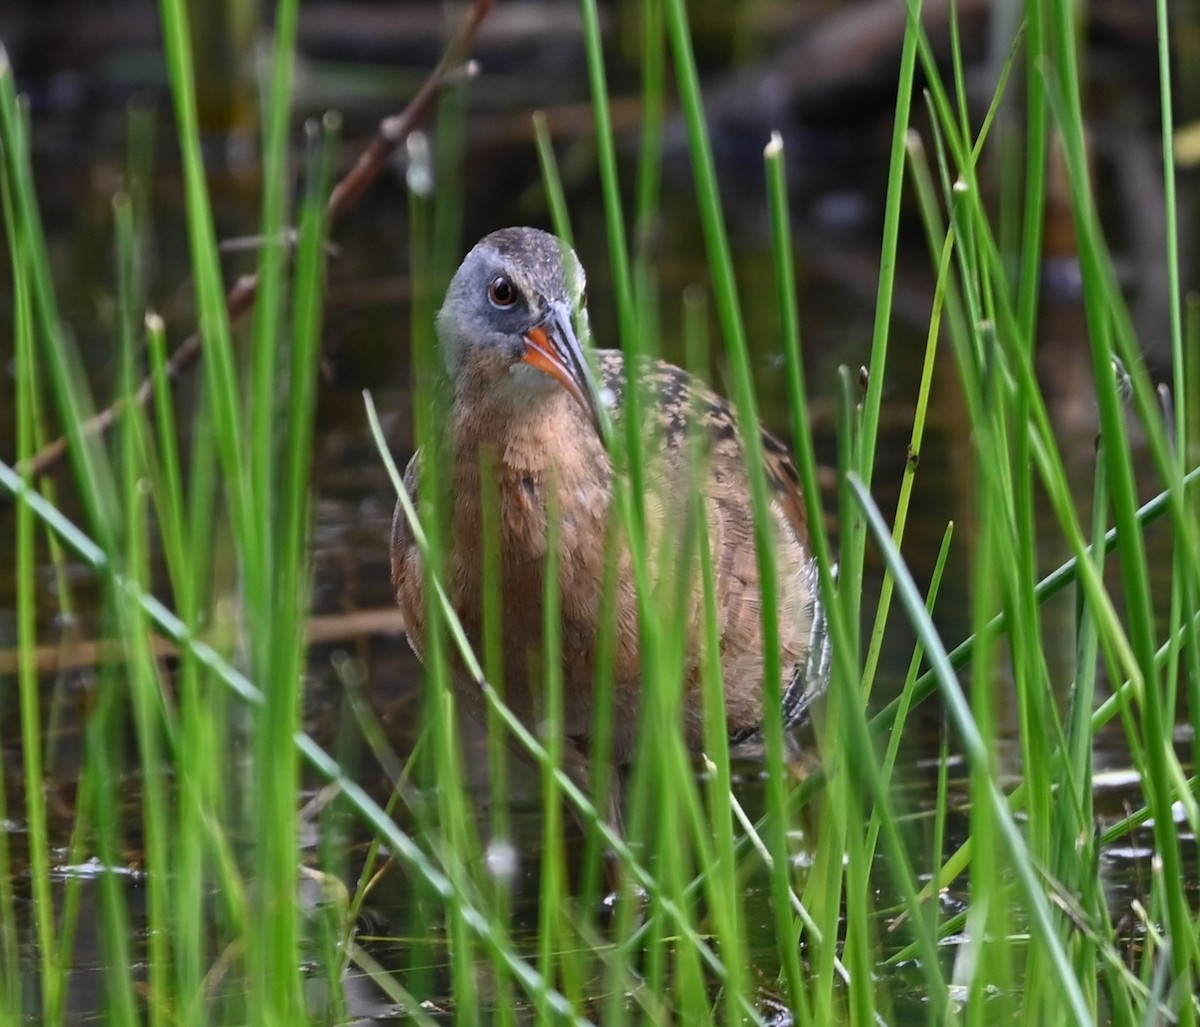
[{"x1": 448, "y1": 381, "x2": 605, "y2": 479}]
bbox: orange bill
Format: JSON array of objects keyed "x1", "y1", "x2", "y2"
[{"x1": 522, "y1": 303, "x2": 605, "y2": 437}]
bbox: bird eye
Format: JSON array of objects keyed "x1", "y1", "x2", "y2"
[{"x1": 488, "y1": 275, "x2": 517, "y2": 308}]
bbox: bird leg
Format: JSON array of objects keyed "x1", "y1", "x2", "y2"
[{"x1": 559, "y1": 739, "x2": 628, "y2": 900}]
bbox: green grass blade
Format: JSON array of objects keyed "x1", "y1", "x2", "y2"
[
  {"x1": 849, "y1": 471, "x2": 1094, "y2": 1027},
  {"x1": 659, "y1": 3, "x2": 805, "y2": 1009},
  {"x1": 5, "y1": 103, "x2": 63, "y2": 1023}
]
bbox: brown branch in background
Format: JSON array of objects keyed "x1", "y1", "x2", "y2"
[
  {"x1": 0, "y1": 607, "x2": 406, "y2": 676},
  {"x1": 23, "y1": 275, "x2": 260, "y2": 478},
  {"x1": 19, "y1": 0, "x2": 496, "y2": 481}
]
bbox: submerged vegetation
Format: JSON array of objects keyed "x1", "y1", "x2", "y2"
[{"x1": 1, "y1": 0, "x2": 1199, "y2": 1023}]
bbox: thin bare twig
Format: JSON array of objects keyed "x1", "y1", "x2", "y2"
[
  {"x1": 0, "y1": 606, "x2": 407, "y2": 675},
  {"x1": 17, "y1": 0, "x2": 496, "y2": 481}
]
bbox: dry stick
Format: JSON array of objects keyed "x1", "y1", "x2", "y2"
[
  {"x1": 0, "y1": 606, "x2": 407, "y2": 675},
  {"x1": 18, "y1": 0, "x2": 496, "y2": 481},
  {"x1": 21, "y1": 274, "x2": 260, "y2": 479}
]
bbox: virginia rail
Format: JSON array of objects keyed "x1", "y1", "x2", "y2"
[{"x1": 391, "y1": 227, "x2": 830, "y2": 831}]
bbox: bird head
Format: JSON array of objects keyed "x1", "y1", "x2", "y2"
[{"x1": 436, "y1": 227, "x2": 604, "y2": 436}]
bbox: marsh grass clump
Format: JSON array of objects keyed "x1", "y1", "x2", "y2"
[{"x1": 1, "y1": 0, "x2": 1198, "y2": 1023}]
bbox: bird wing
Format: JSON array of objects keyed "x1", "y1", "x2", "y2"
[{"x1": 592, "y1": 350, "x2": 822, "y2": 733}]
